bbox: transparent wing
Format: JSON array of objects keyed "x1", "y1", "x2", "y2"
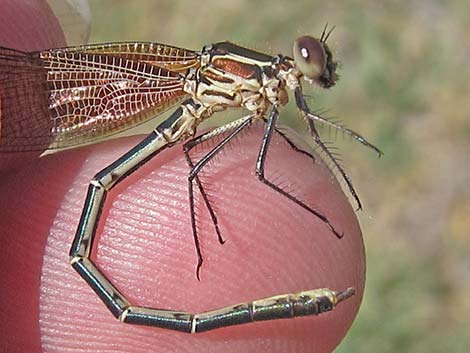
[
  {"x1": 0, "y1": 43, "x2": 198, "y2": 153},
  {"x1": 56, "y1": 42, "x2": 200, "y2": 74}
]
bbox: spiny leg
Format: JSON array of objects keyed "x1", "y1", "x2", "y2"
[
  {"x1": 274, "y1": 127, "x2": 317, "y2": 163},
  {"x1": 294, "y1": 87, "x2": 369, "y2": 211},
  {"x1": 255, "y1": 106, "x2": 343, "y2": 238},
  {"x1": 304, "y1": 108, "x2": 383, "y2": 157},
  {"x1": 183, "y1": 114, "x2": 255, "y2": 278},
  {"x1": 312, "y1": 114, "x2": 382, "y2": 156}
]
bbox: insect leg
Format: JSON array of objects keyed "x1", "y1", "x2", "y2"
[
  {"x1": 183, "y1": 114, "x2": 255, "y2": 279},
  {"x1": 274, "y1": 127, "x2": 317, "y2": 162},
  {"x1": 255, "y1": 106, "x2": 343, "y2": 238},
  {"x1": 294, "y1": 87, "x2": 368, "y2": 211}
]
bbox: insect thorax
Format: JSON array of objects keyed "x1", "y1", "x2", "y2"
[{"x1": 184, "y1": 43, "x2": 293, "y2": 121}]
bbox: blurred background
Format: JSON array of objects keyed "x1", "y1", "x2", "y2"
[{"x1": 53, "y1": 0, "x2": 469, "y2": 351}]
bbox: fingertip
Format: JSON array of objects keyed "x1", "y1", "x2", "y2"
[
  {"x1": 0, "y1": 149, "x2": 86, "y2": 352},
  {"x1": 0, "y1": 0, "x2": 66, "y2": 50},
  {"x1": 4, "y1": 124, "x2": 363, "y2": 352}
]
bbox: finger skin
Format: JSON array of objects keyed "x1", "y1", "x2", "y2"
[
  {"x1": 1, "y1": 131, "x2": 364, "y2": 353},
  {"x1": 0, "y1": 3, "x2": 365, "y2": 353},
  {"x1": 0, "y1": 1, "x2": 66, "y2": 352}
]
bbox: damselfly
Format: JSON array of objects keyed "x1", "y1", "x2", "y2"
[{"x1": 0, "y1": 27, "x2": 381, "y2": 333}]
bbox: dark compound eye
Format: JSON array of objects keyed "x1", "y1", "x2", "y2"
[{"x1": 293, "y1": 35, "x2": 326, "y2": 81}]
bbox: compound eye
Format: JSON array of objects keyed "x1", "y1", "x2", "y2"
[{"x1": 293, "y1": 36, "x2": 326, "y2": 80}]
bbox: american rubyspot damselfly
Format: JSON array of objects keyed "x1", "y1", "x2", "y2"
[{"x1": 0, "y1": 27, "x2": 380, "y2": 333}]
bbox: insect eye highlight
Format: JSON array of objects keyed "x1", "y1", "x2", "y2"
[{"x1": 293, "y1": 36, "x2": 326, "y2": 82}]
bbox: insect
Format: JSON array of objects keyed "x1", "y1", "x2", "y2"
[{"x1": 0, "y1": 26, "x2": 381, "y2": 333}]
